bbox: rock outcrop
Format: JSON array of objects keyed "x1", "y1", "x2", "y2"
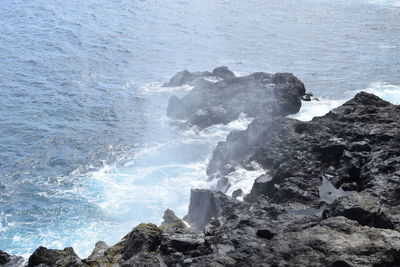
[
  {"x1": 3, "y1": 70, "x2": 400, "y2": 267},
  {"x1": 165, "y1": 67, "x2": 306, "y2": 128},
  {"x1": 0, "y1": 251, "x2": 25, "y2": 267}
]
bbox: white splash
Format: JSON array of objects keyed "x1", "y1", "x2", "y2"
[
  {"x1": 364, "y1": 82, "x2": 400, "y2": 104},
  {"x1": 291, "y1": 82, "x2": 400, "y2": 122},
  {"x1": 289, "y1": 98, "x2": 346, "y2": 121},
  {"x1": 225, "y1": 162, "x2": 266, "y2": 201}
]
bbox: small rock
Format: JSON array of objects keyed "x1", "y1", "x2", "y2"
[
  {"x1": 349, "y1": 141, "x2": 372, "y2": 152},
  {"x1": 232, "y1": 189, "x2": 243, "y2": 199},
  {"x1": 256, "y1": 229, "x2": 276, "y2": 240}
]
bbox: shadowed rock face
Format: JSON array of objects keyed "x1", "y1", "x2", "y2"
[
  {"x1": 4, "y1": 75, "x2": 400, "y2": 267},
  {"x1": 0, "y1": 251, "x2": 25, "y2": 267},
  {"x1": 166, "y1": 67, "x2": 306, "y2": 128},
  {"x1": 186, "y1": 189, "x2": 233, "y2": 230}
]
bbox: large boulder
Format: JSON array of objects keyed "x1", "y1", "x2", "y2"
[
  {"x1": 110, "y1": 223, "x2": 162, "y2": 260},
  {"x1": 166, "y1": 67, "x2": 306, "y2": 128},
  {"x1": 84, "y1": 223, "x2": 162, "y2": 266},
  {"x1": 28, "y1": 247, "x2": 82, "y2": 267}
]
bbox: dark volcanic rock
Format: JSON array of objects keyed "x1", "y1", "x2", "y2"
[
  {"x1": 28, "y1": 247, "x2": 82, "y2": 267},
  {"x1": 186, "y1": 189, "x2": 233, "y2": 230},
  {"x1": 160, "y1": 209, "x2": 187, "y2": 230},
  {"x1": 231, "y1": 188, "x2": 243, "y2": 199},
  {"x1": 209, "y1": 92, "x2": 400, "y2": 210},
  {"x1": 118, "y1": 223, "x2": 162, "y2": 260},
  {"x1": 86, "y1": 241, "x2": 108, "y2": 262},
  {"x1": 163, "y1": 69, "x2": 211, "y2": 87},
  {"x1": 0, "y1": 251, "x2": 11, "y2": 265},
  {"x1": 82, "y1": 223, "x2": 163, "y2": 266},
  {"x1": 269, "y1": 216, "x2": 400, "y2": 266},
  {"x1": 0, "y1": 250, "x2": 25, "y2": 267},
  {"x1": 166, "y1": 67, "x2": 306, "y2": 128}
]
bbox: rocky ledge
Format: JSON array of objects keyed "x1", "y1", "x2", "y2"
[{"x1": 2, "y1": 69, "x2": 400, "y2": 267}]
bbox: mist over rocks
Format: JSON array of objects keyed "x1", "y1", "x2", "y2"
[
  {"x1": 165, "y1": 67, "x2": 306, "y2": 128},
  {"x1": 4, "y1": 72, "x2": 400, "y2": 266}
]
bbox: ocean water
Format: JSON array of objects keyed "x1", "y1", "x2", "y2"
[{"x1": 0, "y1": 0, "x2": 399, "y2": 258}]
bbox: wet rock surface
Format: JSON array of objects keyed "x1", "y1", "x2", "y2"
[
  {"x1": 166, "y1": 67, "x2": 306, "y2": 128},
  {"x1": 4, "y1": 73, "x2": 400, "y2": 267}
]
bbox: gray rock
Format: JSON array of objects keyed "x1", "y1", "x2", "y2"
[
  {"x1": 28, "y1": 247, "x2": 82, "y2": 267},
  {"x1": 231, "y1": 189, "x2": 243, "y2": 199},
  {"x1": 166, "y1": 67, "x2": 306, "y2": 128},
  {"x1": 187, "y1": 189, "x2": 232, "y2": 230},
  {"x1": 163, "y1": 69, "x2": 211, "y2": 87},
  {"x1": 0, "y1": 250, "x2": 25, "y2": 267},
  {"x1": 118, "y1": 223, "x2": 162, "y2": 260},
  {"x1": 160, "y1": 209, "x2": 186, "y2": 230},
  {"x1": 87, "y1": 241, "x2": 109, "y2": 261}
]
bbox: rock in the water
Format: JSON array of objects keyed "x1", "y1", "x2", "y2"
[
  {"x1": 231, "y1": 189, "x2": 243, "y2": 199},
  {"x1": 163, "y1": 69, "x2": 211, "y2": 87},
  {"x1": 166, "y1": 67, "x2": 306, "y2": 128}
]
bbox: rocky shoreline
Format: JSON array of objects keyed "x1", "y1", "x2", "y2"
[{"x1": 2, "y1": 67, "x2": 400, "y2": 266}]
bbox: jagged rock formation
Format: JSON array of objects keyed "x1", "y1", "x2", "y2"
[
  {"x1": 3, "y1": 71, "x2": 400, "y2": 267},
  {"x1": 165, "y1": 67, "x2": 306, "y2": 128},
  {"x1": 0, "y1": 251, "x2": 25, "y2": 267}
]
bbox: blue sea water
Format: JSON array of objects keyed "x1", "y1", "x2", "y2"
[{"x1": 0, "y1": 0, "x2": 399, "y2": 258}]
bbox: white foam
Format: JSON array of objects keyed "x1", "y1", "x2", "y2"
[
  {"x1": 137, "y1": 82, "x2": 194, "y2": 95},
  {"x1": 377, "y1": 44, "x2": 397, "y2": 49},
  {"x1": 364, "y1": 82, "x2": 400, "y2": 104},
  {"x1": 291, "y1": 82, "x2": 400, "y2": 122},
  {"x1": 233, "y1": 71, "x2": 249, "y2": 77},
  {"x1": 289, "y1": 98, "x2": 346, "y2": 121},
  {"x1": 366, "y1": 0, "x2": 400, "y2": 7},
  {"x1": 225, "y1": 162, "x2": 265, "y2": 201},
  {"x1": 195, "y1": 113, "x2": 253, "y2": 139},
  {"x1": 203, "y1": 76, "x2": 223, "y2": 83}
]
